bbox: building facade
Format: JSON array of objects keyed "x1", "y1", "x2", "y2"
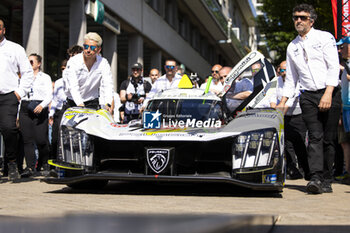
[{"x1": 0, "y1": 0, "x2": 258, "y2": 91}]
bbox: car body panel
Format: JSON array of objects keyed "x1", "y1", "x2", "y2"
[{"x1": 43, "y1": 51, "x2": 286, "y2": 192}]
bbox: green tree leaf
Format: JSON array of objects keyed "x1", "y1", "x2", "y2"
[{"x1": 257, "y1": 0, "x2": 334, "y2": 65}]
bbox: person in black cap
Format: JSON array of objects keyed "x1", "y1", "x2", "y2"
[{"x1": 119, "y1": 63, "x2": 152, "y2": 123}]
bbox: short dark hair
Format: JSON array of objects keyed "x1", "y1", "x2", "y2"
[
  {"x1": 67, "y1": 45, "x2": 83, "y2": 57},
  {"x1": 293, "y1": 4, "x2": 317, "y2": 22},
  {"x1": 29, "y1": 53, "x2": 42, "y2": 70},
  {"x1": 29, "y1": 53, "x2": 42, "y2": 64},
  {"x1": 165, "y1": 59, "x2": 177, "y2": 65}
]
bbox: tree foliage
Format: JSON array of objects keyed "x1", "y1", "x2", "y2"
[{"x1": 257, "y1": 0, "x2": 334, "y2": 65}]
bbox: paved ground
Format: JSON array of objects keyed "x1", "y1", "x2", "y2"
[{"x1": 0, "y1": 177, "x2": 349, "y2": 232}]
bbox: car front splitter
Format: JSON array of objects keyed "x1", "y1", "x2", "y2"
[{"x1": 42, "y1": 172, "x2": 283, "y2": 192}]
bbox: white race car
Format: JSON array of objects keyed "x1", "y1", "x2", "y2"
[{"x1": 44, "y1": 51, "x2": 285, "y2": 192}]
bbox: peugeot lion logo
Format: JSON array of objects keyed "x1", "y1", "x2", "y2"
[{"x1": 147, "y1": 149, "x2": 170, "y2": 174}]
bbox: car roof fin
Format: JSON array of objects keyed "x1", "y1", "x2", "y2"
[{"x1": 178, "y1": 74, "x2": 193, "y2": 89}]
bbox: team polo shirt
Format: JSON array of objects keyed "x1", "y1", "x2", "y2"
[
  {"x1": 283, "y1": 28, "x2": 339, "y2": 98},
  {"x1": 22, "y1": 71, "x2": 53, "y2": 108},
  {"x1": 0, "y1": 38, "x2": 34, "y2": 97},
  {"x1": 270, "y1": 76, "x2": 302, "y2": 116},
  {"x1": 63, "y1": 53, "x2": 114, "y2": 106},
  {"x1": 49, "y1": 78, "x2": 66, "y2": 117},
  {"x1": 143, "y1": 74, "x2": 182, "y2": 107}
]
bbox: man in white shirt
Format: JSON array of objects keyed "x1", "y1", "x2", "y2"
[
  {"x1": 218, "y1": 66, "x2": 232, "y2": 84},
  {"x1": 0, "y1": 18, "x2": 34, "y2": 181},
  {"x1": 49, "y1": 60, "x2": 67, "y2": 124},
  {"x1": 270, "y1": 61, "x2": 309, "y2": 180},
  {"x1": 149, "y1": 68, "x2": 160, "y2": 84},
  {"x1": 200, "y1": 64, "x2": 223, "y2": 95},
  {"x1": 143, "y1": 59, "x2": 182, "y2": 108},
  {"x1": 49, "y1": 59, "x2": 67, "y2": 161},
  {"x1": 277, "y1": 4, "x2": 341, "y2": 194},
  {"x1": 63, "y1": 32, "x2": 114, "y2": 114}
]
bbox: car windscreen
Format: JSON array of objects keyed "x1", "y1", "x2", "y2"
[
  {"x1": 224, "y1": 60, "x2": 264, "y2": 112},
  {"x1": 146, "y1": 99, "x2": 223, "y2": 121}
]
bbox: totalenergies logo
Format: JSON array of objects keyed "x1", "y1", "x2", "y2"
[{"x1": 226, "y1": 52, "x2": 257, "y2": 84}]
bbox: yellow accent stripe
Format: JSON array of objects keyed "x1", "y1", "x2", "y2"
[
  {"x1": 96, "y1": 109, "x2": 113, "y2": 121},
  {"x1": 48, "y1": 160, "x2": 83, "y2": 170},
  {"x1": 64, "y1": 108, "x2": 113, "y2": 122},
  {"x1": 145, "y1": 128, "x2": 186, "y2": 135}
]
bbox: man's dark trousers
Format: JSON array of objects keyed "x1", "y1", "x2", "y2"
[
  {"x1": 300, "y1": 87, "x2": 341, "y2": 180},
  {"x1": 50, "y1": 109, "x2": 64, "y2": 159},
  {"x1": 0, "y1": 92, "x2": 19, "y2": 163},
  {"x1": 284, "y1": 114, "x2": 310, "y2": 176}
]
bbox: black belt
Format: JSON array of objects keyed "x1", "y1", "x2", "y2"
[
  {"x1": 301, "y1": 85, "x2": 339, "y2": 94},
  {"x1": 66, "y1": 98, "x2": 99, "y2": 107},
  {"x1": 301, "y1": 88, "x2": 326, "y2": 94},
  {"x1": 21, "y1": 100, "x2": 43, "y2": 104}
]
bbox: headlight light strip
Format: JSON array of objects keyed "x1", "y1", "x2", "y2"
[
  {"x1": 59, "y1": 127, "x2": 93, "y2": 167},
  {"x1": 233, "y1": 128, "x2": 277, "y2": 170}
]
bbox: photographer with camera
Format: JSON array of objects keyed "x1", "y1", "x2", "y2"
[{"x1": 120, "y1": 63, "x2": 152, "y2": 123}]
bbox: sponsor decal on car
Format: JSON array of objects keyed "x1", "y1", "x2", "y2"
[
  {"x1": 162, "y1": 118, "x2": 221, "y2": 128},
  {"x1": 58, "y1": 169, "x2": 65, "y2": 179},
  {"x1": 143, "y1": 110, "x2": 221, "y2": 129},
  {"x1": 146, "y1": 149, "x2": 170, "y2": 173},
  {"x1": 143, "y1": 110, "x2": 162, "y2": 129},
  {"x1": 118, "y1": 132, "x2": 205, "y2": 137},
  {"x1": 226, "y1": 51, "x2": 257, "y2": 84},
  {"x1": 262, "y1": 174, "x2": 277, "y2": 184},
  {"x1": 109, "y1": 123, "x2": 128, "y2": 128}
]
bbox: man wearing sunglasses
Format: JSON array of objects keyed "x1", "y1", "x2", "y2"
[
  {"x1": 0, "y1": 18, "x2": 34, "y2": 181},
  {"x1": 63, "y1": 32, "x2": 114, "y2": 114},
  {"x1": 143, "y1": 59, "x2": 182, "y2": 108},
  {"x1": 277, "y1": 4, "x2": 341, "y2": 194},
  {"x1": 200, "y1": 64, "x2": 223, "y2": 95},
  {"x1": 270, "y1": 61, "x2": 310, "y2": 181}
]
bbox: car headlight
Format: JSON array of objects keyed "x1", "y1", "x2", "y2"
[
  {"x1": 58, "y1": 126, "x2": 93, "y2": 167},
  {"x1": 232, "y1": 128, "x2": 279, "y2": 170}
]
